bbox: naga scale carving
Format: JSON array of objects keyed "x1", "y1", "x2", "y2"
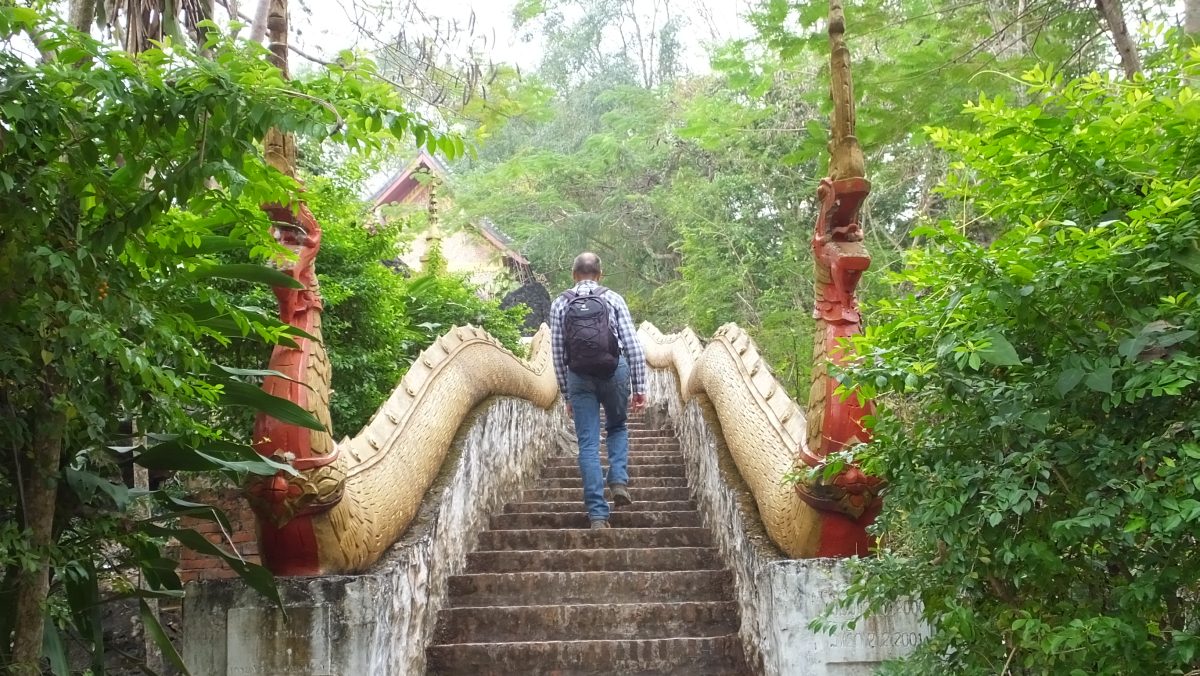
[{"x1": 639, "y1": 320, "x2": 875, "y2": 558}]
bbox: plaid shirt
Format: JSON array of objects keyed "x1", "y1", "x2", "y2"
[{"x1": 550, "y1": 280, "x2": 646, "y2": 400}]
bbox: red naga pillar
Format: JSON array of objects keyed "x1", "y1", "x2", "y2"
[
  {"x1": 796, "y1": 1, "x2": 884, "y2": 557},
  {"x1": 243, "y1": 0, "x2": 344, "y2": 576}
]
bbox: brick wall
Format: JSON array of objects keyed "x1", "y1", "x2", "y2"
[{"x1": 175, "y1": 488, "x2": 260, "y2": 583}]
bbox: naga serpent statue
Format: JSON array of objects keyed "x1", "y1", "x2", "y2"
[
  {"x1": 243, "y1": 1, "x2": 879, "y2": 575},
  {"x1": 247, "y1": 195, "x2": 558, "y2": 575}
]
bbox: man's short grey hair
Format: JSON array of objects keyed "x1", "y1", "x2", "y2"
[{"x1": 572, "y1": 252, "x2": 603, "y2": 277}]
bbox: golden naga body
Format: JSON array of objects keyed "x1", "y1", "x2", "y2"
[
  {"x1": 248, "y1": 317, "x2": 558, "y2": 575},
  {"x1": 639, "y1": 321, "x2": 877, "y2": 558},
  {"x1": 639, "y1": 323, "x2": 824, "y2": 557}
]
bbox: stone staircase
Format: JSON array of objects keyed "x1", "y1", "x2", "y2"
[{"x1": 426, "y1": 416, "x2": 752, "y2": 675}]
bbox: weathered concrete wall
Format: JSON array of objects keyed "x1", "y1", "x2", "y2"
[
  {"x1": 645, "y1": 369, "x2": 927, "y2": 676},
  {"x1": 182, "y1": 396, "x2": 563, "y2": 676}
]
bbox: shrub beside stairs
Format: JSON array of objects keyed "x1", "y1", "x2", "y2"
[{"x1": 426, "y1": 414, "x2": 752, "y2": 675}]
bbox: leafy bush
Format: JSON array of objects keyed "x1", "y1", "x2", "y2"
[
  {"x1": 294, "y1": 175, "x2": 417, "y2": 436},
  {"x1": 838, "y1": 52, "x2": 1200, "y2": 673}
]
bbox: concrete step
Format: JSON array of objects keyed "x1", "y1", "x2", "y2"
[
  {"x1": 476, "y1": 527, "x2": 713, "y2": 551},
  {"x1": 568, "y1": 444, "x2": 681, "y2": 454},
  {"x1": 465, "y1": 547, "x2": 720, "y2": 573},
  {"x1": 533, "y1": 476, "x2": 688, "y2": 489},
  {"x1": 445, "y1": 570, "x2": 733, "y2": 607},
  {"x1": 426, "y1": 635, "x2": 749, "y2": 675},
  {"x1": 521, "y1": 486, "x2": 692, "y2": 502},
  {"x1": 502, "y1": 500, "x2": 695, "y2": 514},
  {"x1": 625, "y1": 442, "x2": 681, "y2": 449},
  {"x1": 541, "y1": 453, "x2": 685, "y2": 467},
  {"x1": 489, "y1": 511, "x2": 700, "y2": 530},
  {"x1": 539, "y1": 464, "x2": 685, "y2": 479},
  {"x1": 544, "y1": 448, "x2": 684, "y2": 457},
  {"x1": 426, "y1": 421, "x2": 749, "y2": 674},
  {"x1": 434, "y1": 601, "x2": 738, "y2": 643}
]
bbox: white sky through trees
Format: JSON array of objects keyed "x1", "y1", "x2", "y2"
[{"x1": 297, "y1": 0, "x2": 755, "y2": 73}]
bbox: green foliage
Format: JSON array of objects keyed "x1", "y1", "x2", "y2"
[
  {"x1": 0, "y1": 8, "x2": 450, "y2": 670},
  {"x1": 456, "y1": 84, "x2": 681, "y2": 316},
  {"x1": 836, "y1": 51, "x2": 1200, "y2": 673},
  {"x1": 458, "y1": 29, "x2": 910, "y2": 396},
  {"x1": 301, "y1": 176, "x2": 417, "y2": 436},
  {"x1": 513, "y1": 0, "x2": 683, "y2": 89},
  {"x1": 288, "y1": 173, "x2": 527, "y2": 435},
  {"x1": 752, "y1": 1, "x2": 1107, "y2": 148}
]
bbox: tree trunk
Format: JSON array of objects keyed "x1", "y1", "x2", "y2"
[
  {"x1": 68, "y1": 0, "x2": 98, "y2": 32},
  {"x1": 263, "y1": 0, "x2": 295, "y2": 177},
  {"x1": 1187, "y1": 0, "x2": 1199, "y2": 44},
  {"x1": 122, "y1": 0, "x2": 165, "y2": 55},
  {"x1": 986, "y1": 0, "x2": 1028, "y2": 61},
  {"x1": 134, "y1": 461, "x2": 163, "y2": 673},
  {"x1": 249, "y1": 0, "x2": 270, "y2": 43},
  {"x1": 1095, "y1": 0, "x2": 1142, "y2": 79},
  {"x1": 9, "y1": 402, "x2": 65, "y2": 674}
]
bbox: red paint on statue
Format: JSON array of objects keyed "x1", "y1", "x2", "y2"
[
  {"x1": 798, "y1": 177, "x2": 885, "y2": 554},
  {"x1": 245, "y1": 202, "x2": 336, "y2": 573},
  {"x1": 258, "y1": 515, "x2": 321, "y2": 576}
]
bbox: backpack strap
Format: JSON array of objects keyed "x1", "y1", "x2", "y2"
[{"x1": 561, "y1": 286, "x2": 608, "y2": 300}]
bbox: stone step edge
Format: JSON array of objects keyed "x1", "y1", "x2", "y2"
[
  {"x1": 431, "y1": 602, "x2": 740, "y2": 643},
  {"x1": 492, "y1": 510, "x2": 699, "y2": 518},
  {"x1": 475, "y1": 527, "x2": 712, "y2": 547},
  {"x1": 468, "y1": 545, "x2": 719, "y2": 557},
  {"x1": 502, "y1": 500, "x2": 696, "y2": 511},
  {"x1": 544, "y1": 463, "x2": 686, "y2": 468},
  {"x1": 428, "y1": 634, "x2": 744, "y2": 650},
  {"x1": 449, "y1": 569, "x2": 731, "y2": 581},
  {"x1": 436, "y1": 600, "x2": 736, "y2": 615},
  {"x1": 478, "y1": 526, "x2": 707, "y2": 534}
]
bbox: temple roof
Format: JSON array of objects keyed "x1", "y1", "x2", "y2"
[
  {"x1": 370, "y1": 149, "x2": 452, "y2": 206},
  {"x1": 371, "y1": 151, "x2": 529, "y2": 269}
]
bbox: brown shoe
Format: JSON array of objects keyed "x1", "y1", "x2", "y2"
[
  {"x1": 610, "y1": 484, "x2": 633, "y2": 508},
  {"x1": 590, "y1": 519, "x2": 610, "y2": 529}
]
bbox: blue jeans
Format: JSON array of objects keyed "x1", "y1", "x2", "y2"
[{"x1": 567, "y1": 357, "x2": 631, "y2": 521}]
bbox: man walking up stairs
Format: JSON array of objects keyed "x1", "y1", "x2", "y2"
[
  {"x1": 426, "y1": 414, "x2": 752, "y2": 674},
  {"x1": 549, "y1": 252, "x2": 646, "y2": 529}
]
